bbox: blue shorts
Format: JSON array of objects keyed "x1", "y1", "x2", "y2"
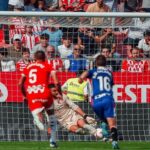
[{"x1": 92, "y1": 96, "x2": 115, "y2": 120}]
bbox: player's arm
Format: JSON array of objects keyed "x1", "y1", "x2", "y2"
[
  {"x1": 65, "y1": 95, "x2": 96, "y2": 124},
  {"x1": 51, "y1": 70, "x2": 61, "y2": 93},
  {"x1": 75, "y1": 106, "x2": 96, "y2": 125},
  {"x1": 65, "y1": 96, "x2": 86, "y2": 117},
  {"x1": 83, "y1": 84, "x2": 88, "y2": 102},
  {"x1": 78, "y1": 71, "x2": 89, "y2": 83},
  {"x1": 61, "y1": 81, "x2": 68, "y2": 94},
  {"x1": 18, "y1": 75, "x2": 26, "y2": 98}
]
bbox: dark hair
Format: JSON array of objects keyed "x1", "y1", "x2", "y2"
[
  {"x1": 35, "y1": 0, "x2": 46, "y2": 10},
  {"x1": 48, "y1": 83, "x2": 55, "y2": 89},
  {"x1": 22, "y1": 47, "x2": 30, "y2": 54},
  {"x1": 101, "y1": 46, "x2": 111, "y2": 52},
  {"x1": 40, "y1": 33, "x2": 49, "y2": 39},
  {"x1": 131, "y1": 46, "x2": 141, "y2": 52},
  {"x1": 0, "y1": 48, "x2": 8, "y2": 56},
  {"x1": 95, "y1": 55, "x2": 106, "y2": 67},
  {"x1": 143, "y1": 30, "x2": 150, "y2": 37},
  {"x1": 62, "y1": 33, "x2": 72, "y2": 40},
  {"x1": 34, "y1": 51, "x2": 46, "y2": 61}
]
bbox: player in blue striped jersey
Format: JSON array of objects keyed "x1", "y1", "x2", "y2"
[{"x1": 79, "y1": 55, "x2": 119, "y2": 149}]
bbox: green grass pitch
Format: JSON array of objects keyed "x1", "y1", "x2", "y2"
[{"x1": 0, "y1": 141, "x2": 150, "y2": 150}]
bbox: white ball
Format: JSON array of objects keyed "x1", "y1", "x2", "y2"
[{"x1": 95, "y1": 128, "x2": 103, "y2": 138}]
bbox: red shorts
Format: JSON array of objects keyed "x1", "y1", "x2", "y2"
[{"x1": 28, "y1": 96, "x2": 53, "y2": 114}]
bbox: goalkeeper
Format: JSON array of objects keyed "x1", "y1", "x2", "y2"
[{"x1": 48, "y1": 84, "x2": 102, "y2": 138}]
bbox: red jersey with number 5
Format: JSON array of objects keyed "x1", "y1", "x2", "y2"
[{"x1": 22, "y1": 61, "x2": 54, "y2": 99}]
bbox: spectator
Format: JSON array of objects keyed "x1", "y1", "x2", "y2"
[
  {"x1": 34, "y1": 0, "x2": 46, "y2": 11},
  {"x1": 0, "y1": 1, "x2": 9, "y2": 11},
  {"x1": 58, "y1": 34, "x2": 73, "y2": 59},
  {"x1": 46, "y1": 0, "x2": 59, "y2": 11},
  {"x1": 121, "y1": 47, "x2": 149, "y2": 72},
  {"x1": 138, "y1": 30, "x2": 150, "y2": 58},
  {"x1": 42, "y1": 24, "x2": 63, "y2": 50},
  {"x1": 46, "y1": 45, "x2": 64, "y2": 71},
  {"x1": 7, "y1": 34, "x2": 29, "y2": 63},
  {"x1": 8, "y1": 0, "x2": 24, "y2": 11},
  {"x1": 24, "y1": 0, "x2": 37, "y2": 11},
  {"x1": 95, "y1": 28, "x2": 117, "y2": 57},
  {"x1": 0, "y1": 48, "x2": 16, "y2": 72},
  {"x1": 16, "y1": 47, "x2": 31, "y2": 72},
  {"x1": 122, "y1": 16, "x2": 150, "y2": 57},
  {"x1": 83, "y1": 0, "x2": 96, "y2": 11},
  {"x1": 124, "y1": 0, "x2": 142, "y2": 12},
  {"x1": 31, "y1": 33, "x2": 49, "y2": 58},
  {"x1": 117, "y1": 0, "x2": 125, "y2": 12},
  {"x1": 78, "y1": 27, "x2": 98, "y2": 55},
  {"x1": 31, "y1": 17, "x2": 45, "y2": 35},
  {"x1": 9, "y1": 5, "x2": 25, "y2": 41},
  {"x1": 94, "y1": 47, "x2": 118, "y2": 71},
  {"x1": 86, "y1": 0, "x2": 110, "y2": 25},
  {"x1": 59, "y1": 0, "x2": 85, "y2": 11},
  {"x1": 104, "y1": 0, "x2": 118, "y2": 12},
  {"x1": 64, "y1": 44, "x2": 88, "y2": 72},
  {"x1": 22, "y1": 25, "x2": 40, "y2": 52},
  {"x1": 141, "y1": 0, "x2": 150, "y2": 12}
]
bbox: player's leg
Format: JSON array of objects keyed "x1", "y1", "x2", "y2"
[
  {"x1": 77, "y1": 119, "x2": 103, "y2": 138},
  {"x1": 67, "y1": 116, "x2": 96, "y2": 135},
  {"x1": 92, "y1": 100, "x2": 109, "y2": 139},
  {"x1": 99, "y1": 119, "x2": 110, "y2": 141},
  {"x1": 29, "y1": 99, "x2": 47, "y2": 131},
  {"x1": 49, "y1": 114, "x2": 58, "y2": 148},
  {"x1": 69, "y1": 125, "x2": 85, "y2": 134},
  {"x1": 104, "y1": 97, "x2": 119, "y2": 149},
  {"x1": 32, "y1": 108, "x2": 45, "y2": 131},
  {"x1": 107, "y1": 117, "x2": 119, "y2": 149},
  {"x1": 46, "y1": 99, "x2": 58, "y2": 148}
]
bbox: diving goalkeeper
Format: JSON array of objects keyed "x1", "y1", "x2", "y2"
[{"x1": 48, "y1": 84, "x2": 102, "y2": 138}]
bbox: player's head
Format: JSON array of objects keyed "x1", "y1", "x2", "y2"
[
  {"x1": 22, "y1": 47, "x2": 30, "y2": 60},
  {"x1": 34, "y1": 51, "x2": 46, "y2": 61},
  {"x1": 95, "y1": 55, "x2": 106, "y2": 67},
  {"x1": 48, "y1": 84, "x2": 59, "y2": 98}
]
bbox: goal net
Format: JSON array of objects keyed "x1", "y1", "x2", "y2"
[{"x1": 0, "y1": 12, "x2": 149, "y2": 142}]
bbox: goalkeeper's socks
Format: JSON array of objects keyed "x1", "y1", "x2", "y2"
[
  {"x1": 75, "y1": 128, "x2": 85, "y2": 134},
  {"x1": 83, "y1": 124, "x2": 96, "y2": 135}
]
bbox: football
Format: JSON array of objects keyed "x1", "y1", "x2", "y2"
[{"x1": 95, "y1": 128, "x2": 103, "y2": 138}]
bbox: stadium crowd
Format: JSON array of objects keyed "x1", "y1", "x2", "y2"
[
  {"x1": 0, "y1": 1, "x2": 149, "y2": 149},
  {"x1": 0, "y1": 0, "x2": 150, "y2": 72}
]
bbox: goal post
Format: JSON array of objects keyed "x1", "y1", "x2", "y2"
[{"x1": 0, "y1": 11, "x2": 149, "y2": 142}]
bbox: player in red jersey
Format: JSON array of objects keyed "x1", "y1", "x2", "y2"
[{"x1": 19, "y1": 50, "x2": 60, "y2": 131}]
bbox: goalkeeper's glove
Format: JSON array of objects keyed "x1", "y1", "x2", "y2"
[{"x1": 83, "y1": 114, "x2": 97, "y2": 126}]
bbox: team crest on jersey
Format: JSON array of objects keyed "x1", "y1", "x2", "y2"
[{"x1": 0, "y1": 82, "x2": 8, "y2": 102}]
